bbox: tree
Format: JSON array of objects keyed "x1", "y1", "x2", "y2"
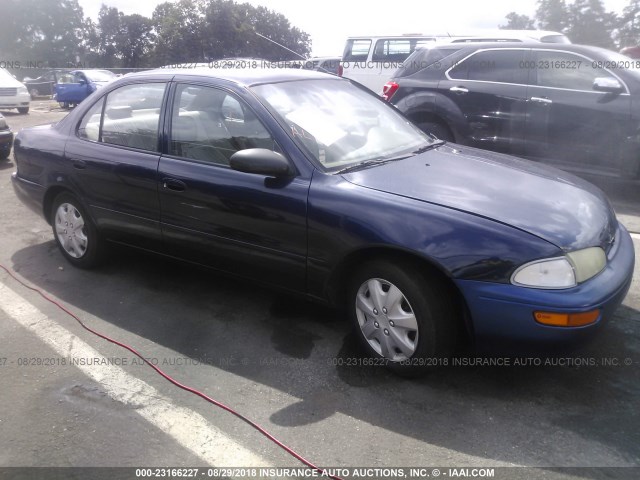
[
  {"x1": 536, "y1": 0, "x2": 569, "y2": 31},
  {"x1": 152, "y1": 0, "x2": 207, "y2": 65},
  {"x1": 500, "y1": 12, "x2": 536, "y2": 30},
  {"x1": 617, "y1": 0, "x2": 640, "y2": 47},
  {"x1": 0, "y1": 0, "x2": 87, "y2": 68},
  {"x1": 92, "y1": 5, "x2": 121, "y2": 67},
  {"x1": 118, "y1": 14, "x2": 155, "y2": 68},
  {"x1": 567, "y1": 0, "x2": 616, "y2": 48}
]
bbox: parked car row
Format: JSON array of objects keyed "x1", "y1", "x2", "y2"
[{"x1": 11, "y1": 67, "x2": 635, "y2": 373}]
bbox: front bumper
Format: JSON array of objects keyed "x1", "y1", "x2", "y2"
[
  {"x1": 456, "y1": 222, "x2": 635, "y2": 349},
  {"x1": 0, "y1": 93, "x2": 31, "y2": 108}
]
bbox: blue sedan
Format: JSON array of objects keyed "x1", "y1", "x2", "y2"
[{"x1": 11, "y1": 68, "x2": 635, "y2": 373}]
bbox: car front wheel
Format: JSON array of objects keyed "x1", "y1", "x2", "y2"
[
  {"x1": 17, "y1": 107, "x2": 29, "y2": 114},
  {"x1": 51, "y1": 192, "x2": 104, "y2": 268},
  {"x1": 348, "y1": 260, "x2": 458, "y2": 374}
]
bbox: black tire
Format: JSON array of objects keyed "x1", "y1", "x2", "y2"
[
  {"x1": 17, "y1": 107, "x2": 29, "y2": 114},
  {"x1": 0, "y1": 150, "x2": 9, "y2": 160},
  {"x1": 418, "y1": 121, "x2": 454, "y2": 142},
  {"x1": 347, "y1": 259, "x2": 458, "y2": 376},
  {"x1": 51, "y1": 192, "x2": 104, "y2": 268}
]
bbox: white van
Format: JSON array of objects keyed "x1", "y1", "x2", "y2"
[
  {"x1": 340, "y1": 30, "x2": 570, "y2": 93},
  {"x1": 0, "y1": 68, "x2": 31, "y2": 114}
]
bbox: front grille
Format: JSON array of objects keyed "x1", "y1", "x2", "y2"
[{"x1": 0, "y1": 88, "x2": 18, "y2": 96}]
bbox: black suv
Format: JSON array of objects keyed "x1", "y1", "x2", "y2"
[{"x1": 384, "y1": 43, "x2": 640, "y2": 178}]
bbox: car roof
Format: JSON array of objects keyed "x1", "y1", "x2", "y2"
[
  {"x1": 346, "y1": 31, "x2": 565, "y2": 39},
  {"x1": 425, "y1": 42, "x2": 607, "y2": 53},
  {"x1": 123, "y1": 66, "x2": 337, "y2": 86}
]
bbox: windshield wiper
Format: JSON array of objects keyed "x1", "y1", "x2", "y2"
[
  {"x1": 336, "y1": 140, "x2": 445, "y2": 175},
  {"x1": 336, "y1": 154, "x2": 411, "y2": 174},
  {"x1": 413, "y1": 140, "x2": 446, "y2": 154}
]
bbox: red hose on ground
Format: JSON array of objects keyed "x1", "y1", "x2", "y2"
[{"x1": 0, "y1": 263, "x2": 342, "y2": 480}]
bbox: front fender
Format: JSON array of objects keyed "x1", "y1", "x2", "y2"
[{"x1": 306, "y1": 172, "x2": 560, "y2": 302}]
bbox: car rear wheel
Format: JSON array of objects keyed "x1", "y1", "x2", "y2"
[
  {"x1": 348, "y1": 260, "x2": 458, "y2": 375},
  {"x1": 418, "y1": 121, "x2": 454, "y2": 142},
  {"x1": 51, "y1": 192, "x2": 104, "y2": 268},
  {"x1": 17, "y1": 107, "x2": 29, "y2": 114}
]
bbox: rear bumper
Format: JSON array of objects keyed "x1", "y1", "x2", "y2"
[
  {"x1": 11, "y1": 172, "x2": 46, "y2": 219},
  {"x1": 456, "y1": 222, "x2": 635, "y2": 350}
]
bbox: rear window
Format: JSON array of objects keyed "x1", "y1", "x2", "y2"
[
  {"x1": 371, "y1": 39, "x2": 435, "y2": 62},
  {"x1": 394, "y1": 47, "x2": 463, "y2": 78},
  {"x1": 343, "y1": 39, "x2": 372, "y2": 62}
]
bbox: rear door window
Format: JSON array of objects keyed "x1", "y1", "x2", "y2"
[{"x1": 449, "y1": 50, "x2": 528, "y2": 84}]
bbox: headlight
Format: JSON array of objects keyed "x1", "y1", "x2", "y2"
[
  {"x1": 567, "y1": 247, "x2": 607, "y2": 283},
  {"x1": 17, "y1": 86, "x2": 29, "y2": 95},
  {"x1": 512, "y1": 247, "x2": 606, "y2": 289}
]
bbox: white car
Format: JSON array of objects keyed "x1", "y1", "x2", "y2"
[{"x1": 0, "y1": 68, "x2": 31, "y2": 114}]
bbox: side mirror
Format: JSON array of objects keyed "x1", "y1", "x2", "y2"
[
  {"x1": 593, "y1": 77, "x2": 623, "y2": 93},
  {"x1": 230, "y1": 149, "x2": 293, "y2": 178}
]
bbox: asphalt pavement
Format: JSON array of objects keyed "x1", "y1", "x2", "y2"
[{"x1": 0, "y1": 104, "x2": 638, "y2": 480}]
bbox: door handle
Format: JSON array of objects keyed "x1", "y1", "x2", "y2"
[
  {"x1": 450, "y1": 86, "x2": 469, "y2": 94},
  {"x1": 162, "y1": 178, "x2": 187, "y2": 192},
  {"x1": 530, "y1": 96, "x2": 553, "y2": 104},
  {"x1": 72, "y1": 160, "x2": 86, "y2": 170}
]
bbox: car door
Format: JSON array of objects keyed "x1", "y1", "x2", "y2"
[
  {"x1": 64, "y1": 82, "x2": 168, "y2": 249},
  {"x1": 56, "y1": 72, "x2": 90, "y2": 103},
  {"x1": 158, "y1": 83, "x2": 309, "y2": 291},
  {"x1": 525, "y1": 49, "x2": 633, "y2": 175},
  {"x1": 439, "y1": 48, "x2": 529, "y2": 156}
]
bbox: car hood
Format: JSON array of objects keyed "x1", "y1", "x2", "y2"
[
  {"x1": 0, "y1": 75, "x2": 27, "y2": 89},
  {"x1": 341, "y1": 144, "x2": 618, "y2": 251}
]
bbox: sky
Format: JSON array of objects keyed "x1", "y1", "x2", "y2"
[{"x1": 76, "y1": 0, "x2": 632, "y2": 56}]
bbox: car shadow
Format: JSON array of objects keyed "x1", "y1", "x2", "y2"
[{"x1": 9, "y1": 241, "x2": 640, "y2": 473}]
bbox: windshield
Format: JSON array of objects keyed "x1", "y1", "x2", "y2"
[
  {"x1": 252, "y1": 79, "x2": 435, "y2": 172},
  {"x1": 84, "y1": 70, "x2": 116, "y2": 82}
]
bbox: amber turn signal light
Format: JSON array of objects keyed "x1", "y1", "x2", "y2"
[{"x1": 534, "y1": 309, "x2": 600, "y2": 327}]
